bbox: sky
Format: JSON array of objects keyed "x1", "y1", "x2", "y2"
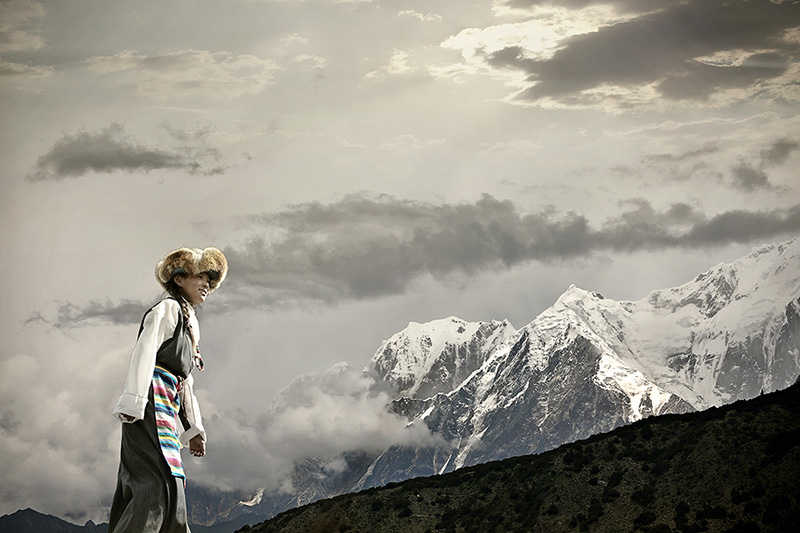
[{"x1": 1, "y1": 0, "x2": 799, "y2": 524}]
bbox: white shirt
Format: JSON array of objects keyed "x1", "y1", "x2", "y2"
[{"x1": 112, "y1": 298, "x2": 206, "y2": 446}]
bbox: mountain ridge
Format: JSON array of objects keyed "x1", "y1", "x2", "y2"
[
  {"x1": 351, "y1": 237, "x2": 799, "y2": 489},
  {"x1": 219, "y1": 236, "x2": 799, "y2": 525},
  {"x1": 244, "y1": 376, "x2": 800, "y2": 533}
]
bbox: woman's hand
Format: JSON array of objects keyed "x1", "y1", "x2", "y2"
[{"x1": 189, "y1": 435, "x2": 206, "y2": 457}]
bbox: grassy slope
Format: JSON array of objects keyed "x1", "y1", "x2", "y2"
[{"x1": 240, "y1": 381, "x2": 800, "y2": 533}]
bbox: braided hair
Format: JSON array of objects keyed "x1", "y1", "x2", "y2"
[{"x1": 164, "y1": 276, "x2": 204, "y2": 370}]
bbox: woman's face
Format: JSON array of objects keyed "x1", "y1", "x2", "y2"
[{"x1": 175, "y1": 272, "x2": 211, "y2": 306}]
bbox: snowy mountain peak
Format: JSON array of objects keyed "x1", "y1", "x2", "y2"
[
  {"x1": 366, "y1": 316, "x2": 517, "y2": 399},
  {"x1": 572, "y1": 237, "x2": 800, "y2": 409},
  {"x1": 644, "y1": 238, "x2": 800, "y2": 321},
  {"x1": 351, "y1": 238, "x2": 799, "y2": 490}
]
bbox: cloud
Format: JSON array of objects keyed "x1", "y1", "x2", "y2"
[
  {"x1": 190, "y1": 363, "x2": 442, "y2": 493},
  {"x1": 759, "y1": 137, "x2": 799, "y2": 167},
  {"x1": 731, "y1": 163, "x2": 772, "y2": 192},
  {"x1": 643, "y1": 143, "x2": 721, "y2": 165},
  {"x1": 86, "y1": 49, "x2": 278, "y2": 102},
  {"x1": 0, "y1": 0, "x2": 53, "y2": 85},
  {"x1": 0, "y1": 0, "x2": 46, "y2": 53},
  {"x1": 28, "y1": 122, "x2": 224, "y2": 180},
  {"x1": 476, "y1": 0, "x2": 800, "y2": 108},
  {"x1": 0, "y1": 59, "x2": 52, "y2": 80},
  {"x1": 49, "y1": 299, "x2": 150, "y2": 328},
  {"x1": 365, "y1": 49, "x2": 413, "y2": 79},
  {"x1": 398, "y1": 10, "x2": 442, "y2": 23},
  {"x1": 730, "y1": 136, "x2": 798, "y2": 192},
  {"x1": 0, "y1": 347, "x2": 128, "y2": 523},
  {"x1": 625, "y1": 136, "x2": 797, "y2": 190},
  {"x1": 218, "y1": 194, "x2": 800, "y2": 308},
  {"x1": 683, "y1": 207, "x2": 800, "y2": 245}
]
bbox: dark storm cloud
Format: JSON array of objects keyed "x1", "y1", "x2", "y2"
[
  {"x1": 491, "y1": 0, "x2": 800, "y2": 104},
  {"x1": 28, "y1": 123, "x2": 224, "y2": 180},
  {"x1": 222, "y1": 194, "x2": 800, "y2": 307}
]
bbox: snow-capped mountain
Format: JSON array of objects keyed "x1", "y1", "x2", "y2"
[
  {"x1": 189, "y1": 237, "x2": 800, "y2": 525},
  {"x1": 367, "y1": 317, "x2": 516, "y2": 399},
  {"x1": 353, "y1": 238, "x2": 800, "y2": 488}
]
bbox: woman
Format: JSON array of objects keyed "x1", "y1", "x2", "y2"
[{"x1": 109, "y1": 247, "x2": 227, "y2": 532}]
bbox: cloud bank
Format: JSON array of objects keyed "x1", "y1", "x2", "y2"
[{"x1": 223, "y1": 194, "x2": 800, "y2": 306}]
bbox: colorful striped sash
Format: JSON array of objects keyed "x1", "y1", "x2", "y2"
[{"x1": 153, "y1": 366, "x2": 185, "y2": 482}]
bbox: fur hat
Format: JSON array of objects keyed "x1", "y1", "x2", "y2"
[{"x1": 156, "y1": 247, "x2": 228, "y2": 293}]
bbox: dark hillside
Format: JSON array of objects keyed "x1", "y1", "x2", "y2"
[{"x1": 241, "y1": 380, "x2": 800, "y2": 533}]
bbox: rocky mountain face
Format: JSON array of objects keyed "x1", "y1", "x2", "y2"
[
  {"x1": 352, "y1": 239, "x2": 800, "y2": 489},
  {"x1": 249, "y1": 378, "x2": 800, "y2": 533},
  {"x1": 201, "y1": 238, "x2": 800, "y2": 525}
]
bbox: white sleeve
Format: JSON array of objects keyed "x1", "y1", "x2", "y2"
[
  {"x1": 112, "y1": 300, "x2": 179, "y2": 423},
  {"x1": 179, "y1": 373, "x2": 207, "y2": 446}
]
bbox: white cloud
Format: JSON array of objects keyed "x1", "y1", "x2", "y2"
[
  {"x1": 433, "y1": 8, "x2": 620, "y2": 86},
  {"x1": 0, "y1": 335, "x2": 131, "y2": 522},
  {"x1": 398, "y1": 10, "x2": 442, "y2": 23},
  {"x1": 365, "y1": 49, "x2": 413, "y2": 79},
  {"x1": 294, "y1": 53, "x2": 327, "y2": 69}
]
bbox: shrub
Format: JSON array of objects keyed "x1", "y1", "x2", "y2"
[
  {"x1": 631, "y1": 485, "x2": 656, "y2": 506},
  {"x1": 608, "y1": 469, "x2": 625, "y2": 487},
  {"x1": 602, "y1": 487, "x2": 620, "y2": 502},
  {"x1": 588, "y1": 498, "x2": 604, "y2": 523},
  {"x1": 633, "y1": 510, "x2": 657, "y2": 527}
]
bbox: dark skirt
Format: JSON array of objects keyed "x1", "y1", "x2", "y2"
[{"x1": 109, "y1": 384, "x2": 189, "y2": 533}]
